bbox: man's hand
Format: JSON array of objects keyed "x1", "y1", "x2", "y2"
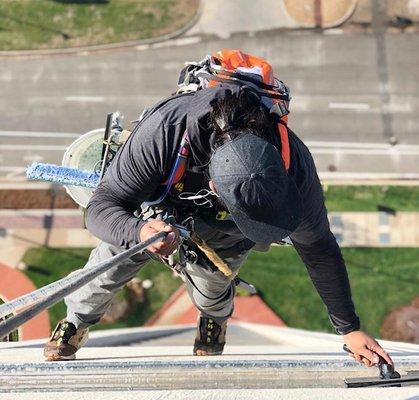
[
  {"x1": 343, "y1": 330, "x2": 393, "y2": 367},
  {"x1": 139, "y1": 220, "x2": 180, "y2": 257}
]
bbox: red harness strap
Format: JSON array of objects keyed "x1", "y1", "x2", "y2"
[{"x1": 162, "y1": 130, "x2": 190, "y2": 186}]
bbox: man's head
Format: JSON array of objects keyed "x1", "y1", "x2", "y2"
[
  {"x1": 208, "y1": 88, "x2": 303, "y2": 243},
  {"x1": 210, "y1": 87, "x2": 279, "y2": 151}
]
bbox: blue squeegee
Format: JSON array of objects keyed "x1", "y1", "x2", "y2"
[{"x1": 26, "y1": 162, "x2": 100, "y2": 188}]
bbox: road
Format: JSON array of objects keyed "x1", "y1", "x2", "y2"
[{"x1": 0, "y1": 30, "x2": 418, "y2": 183}]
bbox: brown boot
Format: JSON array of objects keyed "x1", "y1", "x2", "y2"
[
  {"x1": 43, "y1": 319, "x2": 89, "y2": 361},
  {"x1": 193, "y1": 315, "x2": 227, "y2": 356}
]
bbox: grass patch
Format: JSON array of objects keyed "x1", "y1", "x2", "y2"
[
  {"x1": 22, "y1": 246, "x2": 419, "y2": 338},
  {"x1": 0, "y1": 0, "x2": 199, "y2": 51},
  {"x1": 323, "y1": 185, "x2": 419, "y2": 212},
  {"x1": 239, "y1": 246, "x2": 419, "y2": 338},
  {"x1": 22, "y1": 247, "x2": 182, "y2": 331}
]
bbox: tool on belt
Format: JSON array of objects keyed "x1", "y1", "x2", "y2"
[{"x1": 147, "y1": 211, "x2": 257, "y2": 295}]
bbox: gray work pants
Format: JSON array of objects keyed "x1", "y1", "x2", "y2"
[{"x1": 65, "y1": 218, "x2": 253, "y2": 329}]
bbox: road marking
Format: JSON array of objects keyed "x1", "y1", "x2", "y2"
[
  {"x1": 306, "y1": 140, "x2": 419, "y2": 150},
  {"x1": 0, "y1": 166, "x2": 27, "y2": 180},
  {"x1": 306, "y1": 140, "x2": 387, "y2": 149},
  {"x1": 319, "y1": 172, "x2": 419, "y2": 180},
  {"x1": 308, "y1": 140, "x2": 419, "y2": 155},
  {"x1": 323, "y1": 29, "x2": 344, "y2": 35},
  {"x1": 328, "y1": 102, "x2": 371, "y2": 110},
  {"x1": 383, "y1": 103, "x2": 412, "y2": 113},
  {"x1": 65, "y1": 96, "x2": 105, "y2": 102},
  {"x1": 23, "y1": 154, "x2": 44, "y2": 162},
  {"x1": 0, "y1": 182, "x2": 53, "y2": 189},
  {"x1": 0, "y1": 144, "x2": 68, "y2": 151},
  {"x1": 310, "y1": 148, "x2": 419, "y2": 155},
  {"x1": 138, "y1": 36, "x2": 201, "y2": 51},
  {"x1": 0, "y1": 166, "x2": 26, "y2": 171},
  {"x1": 0, "y1": 130, "x2": 79, "y2": 138},
  {"x1": 0, "y1": 209, "x2": 82, "y2": 216}
]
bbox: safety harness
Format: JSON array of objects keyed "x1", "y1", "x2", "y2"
[{"x1": 148, "y1": 49, "x2": 292, "y2": 207}]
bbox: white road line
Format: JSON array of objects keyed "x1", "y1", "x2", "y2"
[
  {"x1": 137, "y1": 36, "x2": 201, "y2": 51},
  {"x1": 323, "y1": 29, "x2": 344, "y2": 35},
  {"x1": 0, "y1": 182, "x2": 53, "y2": 189},
  {"x1": 1, "y1": 166, "x2": 27, "y2": 179},
  {"x1": 328, "y1": 102, "x2": 371, "y2": 110},
  {"x1": 0, "y1": 144, "x2": 68, "y2": 151},
  {"x1": 319, "y1": 172, "x2": 419, "y2": 180},
  {"x1": 306, "y1": 141, "x2": 419, "y2": 150},
  {"x1": 0, "y1": 131, "x2": 79, "y2": 138},
  {"x1": 0, "y1": 166, "x2": 26, "y2": 171},
  {"x1": 310, "y1": 148, "x2": 419, "y2": 155},
  {"x1": 306, "y1": 141, "x2": 389, "y2": 149},
  {"x1": 23, "y1": 154, "x2": 43, "y2": 162},
  {"x1": 65, "y1": 96, "x2": 105, "y2": 102},
  {"x1": 0, "y1": 209, "x2": 83, "y2": 216}
]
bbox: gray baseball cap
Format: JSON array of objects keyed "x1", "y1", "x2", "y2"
[{"x1": 209, "y1": 133, "x2": 303, "y2": 243}]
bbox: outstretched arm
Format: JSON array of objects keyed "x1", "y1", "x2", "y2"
[{"x1": 290, "y1": 173, "x2": 393, "y2": 366}]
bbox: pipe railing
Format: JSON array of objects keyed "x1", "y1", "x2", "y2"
[{"x1": 0, "y1": 231, "x2": 167, "y2": 341}]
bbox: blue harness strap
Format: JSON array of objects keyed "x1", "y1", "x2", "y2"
[{"x1": 143, "y1": 130, "x2": 190, "y2": 206}]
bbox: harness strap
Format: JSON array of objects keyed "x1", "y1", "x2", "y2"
[
  {"x1": 162, "y1": 130, "x2": 190, "y2": 185},
  {"x1": 196, "y1": 71, "x2": 290, "y2": 101},
  {"x1": 278, "y1": 118, "x2": 290, "y2": 171},
  {"x1": 144, "y1": 131, "x2": 190, "y2": 206}
]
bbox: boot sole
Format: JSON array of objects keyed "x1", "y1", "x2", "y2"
[
  {"x1": 193, "y1": 349, "x2": 224, "y2": 356},
  {"x1": 45, "y1": 353, "x2": 76, "y2": 362}
]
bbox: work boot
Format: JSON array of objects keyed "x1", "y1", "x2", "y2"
[
  {"x1": 43, "y1": 319, "x2": 89, "y2": 361},
  {"x1": 193, "y1": 315, "x2": 227, "y2": 356}
]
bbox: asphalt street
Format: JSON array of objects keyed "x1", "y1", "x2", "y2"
[{"x1": 0, "y1": 30, "x2": 418, "y2": 184}]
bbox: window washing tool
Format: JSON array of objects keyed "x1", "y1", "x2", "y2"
[
  {"x1": 26, "y1": 112, "x2": 131, "y2": 207},
  {"x1": 343, "y1": 344, "x2": 419, "y2": 387},
  {"x1": 0, "y1": 231, "x2": 168, "y2": 341},
  {"x1": 26, "y1": 163, "x2": 100, "y2": 188}
]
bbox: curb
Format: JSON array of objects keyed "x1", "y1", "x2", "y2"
[{"x1": 0, "y1": 1, "x2": 202, "y2": 59}]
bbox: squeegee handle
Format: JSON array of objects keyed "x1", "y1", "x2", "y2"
[
  {"x1": 343, "y1": 344, "x2": 400, "y2": 380},
  {"x1": 343, "y1": 343, "x2": 386, "y2": 364},
  {"x1": 343, "y1": 343, "x2": 385, "y2": 364}
]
